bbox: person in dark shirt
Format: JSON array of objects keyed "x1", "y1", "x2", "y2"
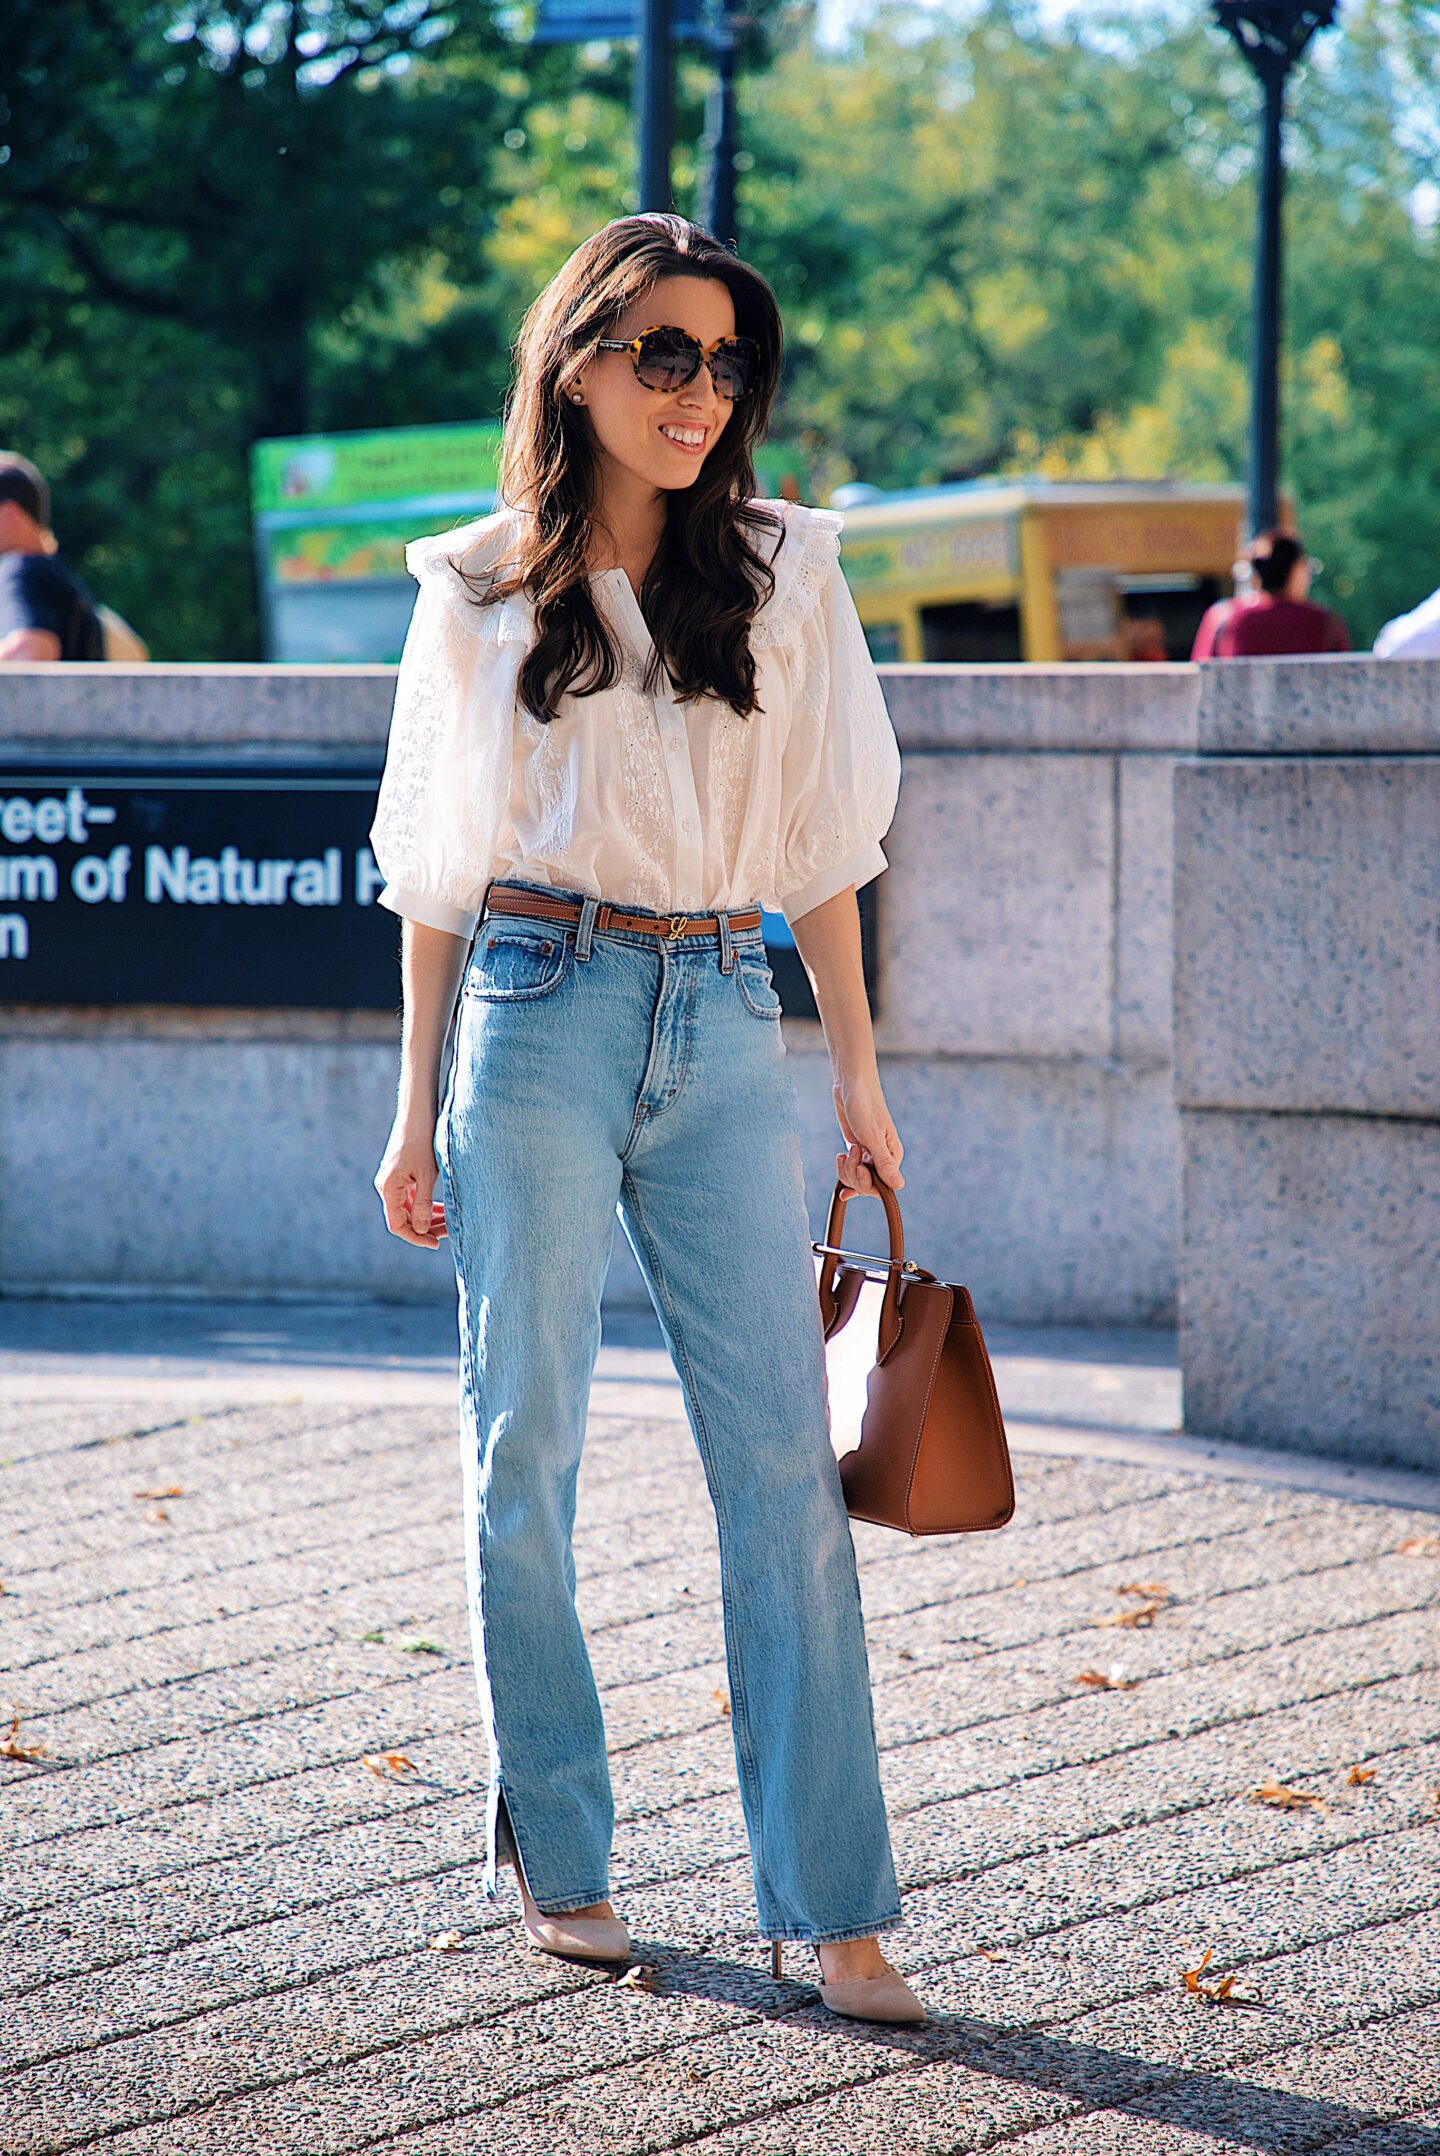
[
  {"x1": 0, "y1": 451, "x2": 106, "y2": 663},
  {"x1": 1190, "y1": 530, "x2": 1349, "y2": 660}
]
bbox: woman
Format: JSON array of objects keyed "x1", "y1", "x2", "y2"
[
  {"x1": 370, "y1": 214, "x2": 923, "y2": 2026},
  {"x1": 1190, "y1": 531, "x2": 1349, "y2": 660}
]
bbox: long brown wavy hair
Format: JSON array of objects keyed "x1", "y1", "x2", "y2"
[{"x1": 447, "y1": 214, "x2": 787, "y2": 724}]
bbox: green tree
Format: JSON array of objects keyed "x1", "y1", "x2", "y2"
[{"x1": 0, "y1": 0, "x2": 521, "y2": 655}]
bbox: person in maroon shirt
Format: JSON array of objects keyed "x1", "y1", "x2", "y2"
[{"x1": 1190, "y1": 531, "x2": 1349, "y2": 660}]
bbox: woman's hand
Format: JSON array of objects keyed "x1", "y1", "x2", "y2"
[
  {"x1": 833, "y1": 1075, "x2": 904, "y2": 1197},
  {"x1": 375, "y1": 1117, "x2": 449, "y2": 1249},
  {"x1": 377, "y1": 916, "x2": 471, "y2": 1249}
]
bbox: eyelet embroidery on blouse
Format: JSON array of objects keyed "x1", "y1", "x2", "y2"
[
  {"x1": 765, "y1": 623, "x2": 844, "y2": 904},
  {"x1": 612, "y1": 676, "x2": 674, "y2": 913},
  {"x1": 517, "y1": 705, "x2": 576, "y2": 857},
  {"x1": 748, "y1": 506, "x2": 844, "y2": 653},
  {"x1": 709, "y1": 702, "x2": 757, "y2": 876}
]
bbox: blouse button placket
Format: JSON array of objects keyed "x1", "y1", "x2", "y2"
[{"x1": 610, "y1": 572, "x2": 706, "y2": 903}]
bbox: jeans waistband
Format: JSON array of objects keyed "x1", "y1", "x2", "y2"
[{"x1": 482, "y1": 877, "x2": 769, "y2": 954}]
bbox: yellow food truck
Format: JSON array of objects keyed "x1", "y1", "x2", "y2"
[{"x1": 831, "y1": 478, "x2": 1278, "y2": 664}]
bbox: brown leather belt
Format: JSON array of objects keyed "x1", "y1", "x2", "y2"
[{"x1": 483, "y1": 880, "x2": 763, "y2": 942}]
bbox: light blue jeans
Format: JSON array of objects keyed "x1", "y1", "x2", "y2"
[{"x1": 435, "y1": 877, "x2": 902, "y2": 1945}]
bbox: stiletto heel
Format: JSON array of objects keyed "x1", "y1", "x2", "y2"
[
  {"x1": 493, "y1": 1793, "x2": 631, "y2": 1966},
  {"x1": 774, "y1": 1932, "x2": 928, "y2": 2023},
  {"x1": 813, "y1": 1942, "x2": 928, "y2": 2026}
]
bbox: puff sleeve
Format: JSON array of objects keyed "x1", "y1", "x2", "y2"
[
  {"x1": 368, "y1": 527, "x2": 522, "y2": 941},
  {"x1": 772, "y1": 529, "x2": 902, "y2": 928}
]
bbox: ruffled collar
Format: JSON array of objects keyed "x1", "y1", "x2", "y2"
[{"x1": 406, "y1": 497, "x2": 842, "y2": 655}]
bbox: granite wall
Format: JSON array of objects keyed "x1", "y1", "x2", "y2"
[
  {"x1": 0, "y1": 660, "x2": 1193, "y2": 1325},
  {"x1": 1174, "y1": 656, "x2": 1440, "y2": 1471}
]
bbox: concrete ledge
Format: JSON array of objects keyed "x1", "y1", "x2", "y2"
[
  {"x1": 1197, "y1": 653, "x2": 1440, "y2": 755},
  {"x1": 0, "y1": 664, "x2": 395, "y2": 748},
  {"x1": 876, "y1": 752, "x2": 1115, "y2": 1058},
  {"x1": 790, "y1": 1048, "x2": 1178, "y2": 1328},
  {"x1": 1174, "y1": 757, "x2": 1440, "y2": 1115},
  {"x1": 0, "y1": 1034, "x2": 432, "y2": 1302},
  {"x1": 1180, "y1": 1108, "x2": 1440, "y2": 1472},
  {"x1": 881, "y1": 662, "x2": 1197, "y2": 752},
  {"x1": 0, "y1": 662, "x2": 1194, "y2": 1330}
]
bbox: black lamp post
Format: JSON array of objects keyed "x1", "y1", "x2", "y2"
[
  {"x1": 697, "y1": 0, "x2": 739, "y2": 246},
  {"x1": 1212, "y1": 2, "x2": 1339, "y2": 540},
  {"x1": 636, "y1": 0, "x2": 675, "y2": 211}
]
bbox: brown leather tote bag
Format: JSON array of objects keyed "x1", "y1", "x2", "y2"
[{"x1": 813, "y1": 1180, "x2": 1015, "y2": 1536}]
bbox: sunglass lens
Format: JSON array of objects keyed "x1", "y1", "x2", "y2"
[
  {"x1": 635, "y1": 327, "x2": 701, "y2": 391},
  {"x1": 709, "y1": 341, "x2": 755, "y2": 399}
]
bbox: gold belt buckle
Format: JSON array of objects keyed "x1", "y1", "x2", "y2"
[{"x1": 666, "y1": 914, "x2": 690, "y2": 941}]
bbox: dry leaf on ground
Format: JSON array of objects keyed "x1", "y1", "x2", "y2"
[
  {"x1": 1249, "y1": 1777, "x2": 1324, "y2": 1810},
  {"x1": 132, "y1": 1485, "x2": 184, "y2": 1500},
  {"x1": 616, "y1": 1961, "x2": 663, "y2": 1992},
  {"x1": 1395, "y1": 1536, "x2": 1440, "y2": 1557},
  {"x1": 1098, "y1": 1600, "x2": 1166, "y2": 1629},
  {"x1": 362, "y1": 1750, "x2": 418, "y2": 1779},
  {"x1": 429, "y1": 1931, "x2": 466, "y2": 1951},
  {"x1": 1346, "y1": 1764, "x2": 1377, "y2": 1786},
  {"x1": 1182, "y1": 1947, "x2": 1245, "y2": 2003},
  {"x1": 1075, "y1": 1668, "x2": 1138, "y2": 1690},
  {"x1": 1114, "y1": 1582, "x2": 1171, "y2": 1599},
  {"x1": 712, "y1": 1688, "x2": 732, "y2": 1717},
  {"x1": 1, "y1": 1711, "x2": 48, "y2": 1762}
]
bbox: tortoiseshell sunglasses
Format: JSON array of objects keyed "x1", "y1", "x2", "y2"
[{"x1": 594, "y1": 323, "x2": 760, "y2": 401}]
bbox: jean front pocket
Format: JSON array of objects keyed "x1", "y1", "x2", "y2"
[
  {"x1": 465, "y1": 923, "x2": 572, "y2": 1002},
  {"x1": 734, "y1": 947, "x2": 783, "y2": 1020}
]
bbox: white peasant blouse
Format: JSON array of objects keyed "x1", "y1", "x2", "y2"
[{"x1": 368, "y1": 496, "x2": 902, "y2": 942}]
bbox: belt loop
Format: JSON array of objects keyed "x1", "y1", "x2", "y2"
[
  {"x1": 717, "y1": 910, "x2": 735, "y2": 973},
  {"x1": 576, "y1": 895, "x2": 599, "y2": 962}
]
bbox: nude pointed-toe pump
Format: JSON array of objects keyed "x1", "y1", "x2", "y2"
[
  {"x1": 770, "y1": 1939, "x2": 928, "y2": 2026},
  {"x1": 495, "y1": 1802, "x2": 632, "y2": 1965}
]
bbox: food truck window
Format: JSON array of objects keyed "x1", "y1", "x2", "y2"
[
  {"x1": 1119, "y1": 575, "x2": 1224, "y2": 661},
  {"x1": 919, "y1": 601, "x2": 1023, "y2": 663},
  {"x1": 862, "y1": 621, "x2": 903, "y2": 663}
]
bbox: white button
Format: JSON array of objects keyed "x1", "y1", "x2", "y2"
[{"x1": 682, "y1": 817, "x2": 696, "y2": 835}]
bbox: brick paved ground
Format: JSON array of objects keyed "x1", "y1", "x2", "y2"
[{"x1": 2, "y1": 1303, "x2": 1439, "y2": 2155}]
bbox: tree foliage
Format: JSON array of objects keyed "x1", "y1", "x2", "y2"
[{"x1": 2, "y1": 0, "x2": 1436, "y2": 652}]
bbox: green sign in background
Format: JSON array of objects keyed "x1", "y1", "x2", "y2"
[{"x1": 251, "y1": 423, "x2": 505, "y2": 517}]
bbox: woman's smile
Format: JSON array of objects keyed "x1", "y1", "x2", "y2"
[{"x1": 657, "y1": 420, "x2": 710, "y2": 455}]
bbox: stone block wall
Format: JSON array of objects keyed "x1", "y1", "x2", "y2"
[
  {"x1": 1173, "y1": 657, "x2": 1440, "y2": 1470},
  {"x1": 1, "y1": 661, "x2": 1195, "y2": 1326}
]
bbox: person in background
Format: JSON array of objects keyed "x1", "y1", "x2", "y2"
[
  {"x1": 32, "y1": 522, "x2": 150, "y2": 659},
  {"x1": 1373, "y1": 583, "x2": 1440, "y2": 659},
  {"x1": 1190, "y1": 531, "x2": 1349, "y2": 660},
  {"x1": 0, "y1": 451, "x2": 105, "y2": 663},
  {"x1": 94, "y1": 599, "x2": 150, "y2": 662}
]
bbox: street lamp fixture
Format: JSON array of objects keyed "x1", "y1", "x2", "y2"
[{"x1": 1211, "y1": 2, "x2": 1340, "y2": 540}]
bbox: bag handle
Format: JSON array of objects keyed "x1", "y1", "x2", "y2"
[{"x1": 813, "y1": 1178, "x2": 914, "y2": 1361}]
